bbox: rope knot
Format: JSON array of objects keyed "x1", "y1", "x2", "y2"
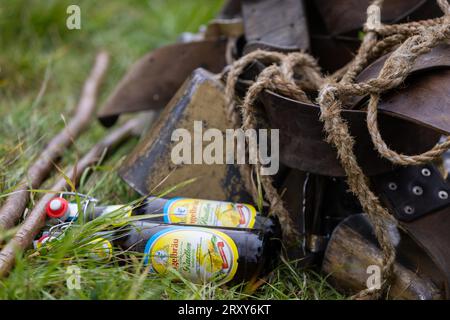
[{"x1": 318, "y1": 84, "x2": 339, "y2": 107}]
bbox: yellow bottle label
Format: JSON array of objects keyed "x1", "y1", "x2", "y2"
[
  {"x1": 88, "y1": 237, "x2": 113, "y2": 262},
  {"x1": 144, "y1": 227, "x2": 239, "y2": 284},
  {"x1": 163, "y1": 198, "x2": 257, "y2": 228}
]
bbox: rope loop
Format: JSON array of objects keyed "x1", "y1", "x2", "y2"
[{"x1": 225, "y1": 0, "x2": 450, "y2": 299}]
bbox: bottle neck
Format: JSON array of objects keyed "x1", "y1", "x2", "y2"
[{"x1": 133, "y1": 197, "x2": 167, "y2": 215}]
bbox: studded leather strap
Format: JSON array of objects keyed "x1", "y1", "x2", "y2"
[{"x1": 372, "y1": 164, "x2": 450, "y2": 298}]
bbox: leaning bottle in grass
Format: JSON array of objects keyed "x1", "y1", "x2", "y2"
[
  {"x1": 42, "y1": 196, "x2": 282, "y2": 285},
  {"x1": 133, "y1": 197, "x2": 278, "y2": 233},
  {"x1": 45, "y1": 196, "x2": 278, "y2": 234},
  {"x1": 113, "y1": 221, "x2": 281, "y2": 285}
]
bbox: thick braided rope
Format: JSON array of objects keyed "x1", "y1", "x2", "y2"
[
  {"x1": 225, "y1": 50, "x2": 322, "y2": 244},
  {"x1": 366, "y1": 25, "x2": 450, "y2": 165},
  {"x1": 334, "y1": 11, "x2": 450, "y2": 166},
  {"x1": 372, "y1": 0, "x2": 450, "y2": 37},
  {"x1": 224, "y1": 51, "x2": 285, "y2": 211},
  {"x1": 318, "y1": 86, "x2": 398, "y2": 299},
  {"x1": 225, "y1": 0, "x2": 450, "y2": 298},
  {"x1": 240, "y1": 54, "x2": 323, "y2": 244},
  {"x1": 318, "y1": 0, "x2": 450, "y2": 298}
]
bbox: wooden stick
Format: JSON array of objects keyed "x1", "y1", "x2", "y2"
[
  {"x1": 0, "y1": 117, "x2": 145, "y2": 277},
  {"x1": 0, "y1": 52, "x2": 109, "y2": 231}
]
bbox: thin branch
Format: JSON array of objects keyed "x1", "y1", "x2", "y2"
[
  {"x1": 0, "y1": 117, "x2": 145, "y2": 277},
  {"x1": 0, "y1": 52, "x2": 110, "y2": 230}
]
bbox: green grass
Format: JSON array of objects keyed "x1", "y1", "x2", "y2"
[{"x1": 0, "y1": 0, "x2": 342, "y2": 300}]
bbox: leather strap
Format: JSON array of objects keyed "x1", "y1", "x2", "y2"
[{"x1": 372, "y1": 164, "x2": 450, "y2": 298}]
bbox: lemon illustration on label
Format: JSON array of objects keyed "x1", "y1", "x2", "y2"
[
  {"x1": 164, "y1": 198, "x2": 256, "y2": 228},
  {"x1": 144, "y1": 227, "x2": 239, "y2": 284}
]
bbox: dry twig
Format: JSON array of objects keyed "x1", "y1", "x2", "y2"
[
  {"x1": 0, "y1": 52, "x2": 110, "y2": 230},
  {"x1": 0, "y1": 117, "x2": 145, "y2": 277}
]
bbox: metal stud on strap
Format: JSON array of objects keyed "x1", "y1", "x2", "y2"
[{"x1": 372, "y1": 164, "x2": 450, "y2": 221}]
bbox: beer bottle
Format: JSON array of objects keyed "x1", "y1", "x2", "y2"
[
  {"x1": 45, "y1": 197, "x2": 132, "y2": 223},
  {"x1": 113, "y1": 221, "x2": 281, "y2": 285},
  {"x1": 133, "y1": 197, "x2": 278, "y2": 234},
  {"x1": 45, "y1": 196, "x2": 279, "y2": 236}
]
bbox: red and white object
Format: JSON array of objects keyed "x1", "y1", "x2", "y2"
[{"x1": 45, "y1": 197, "x2": 78, "y2": 221}]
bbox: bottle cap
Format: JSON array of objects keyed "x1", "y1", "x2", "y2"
[{"x1": 46, "y1": 197, "x2": 69, "y2": 218}]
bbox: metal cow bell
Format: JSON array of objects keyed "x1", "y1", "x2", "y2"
[
  {"x1": 118, "y1": 68, "x2": 253, "y2": 203},
  {"x1": 309, "y1": 0, "x2": 442, "y2": 72},
  {"x1": 241, "y1": 0, "x2": 310, "y2": 53},
  {"x1": 97, "y1": 40, "x2": 227, "y2": 127},
  {"x1": 322, "y1": 213, "x2": 444, "y2": 300},
  {"x1": 260, "y1": 44, "x2": 450, "y2": 177}
]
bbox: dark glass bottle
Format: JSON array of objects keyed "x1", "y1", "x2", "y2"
[
  {"x1": 113, "y1": 221, "x2": 281, "y2": 285},
  {"x1": 45, "y1": 196, "x2": 279, "y2": 236},
  {"x1": 45, "y1": 197, "x2": 132, "y2": 223},
  {"x1": 133, "y1": 197, "x2": 279, "y2": 235}
]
